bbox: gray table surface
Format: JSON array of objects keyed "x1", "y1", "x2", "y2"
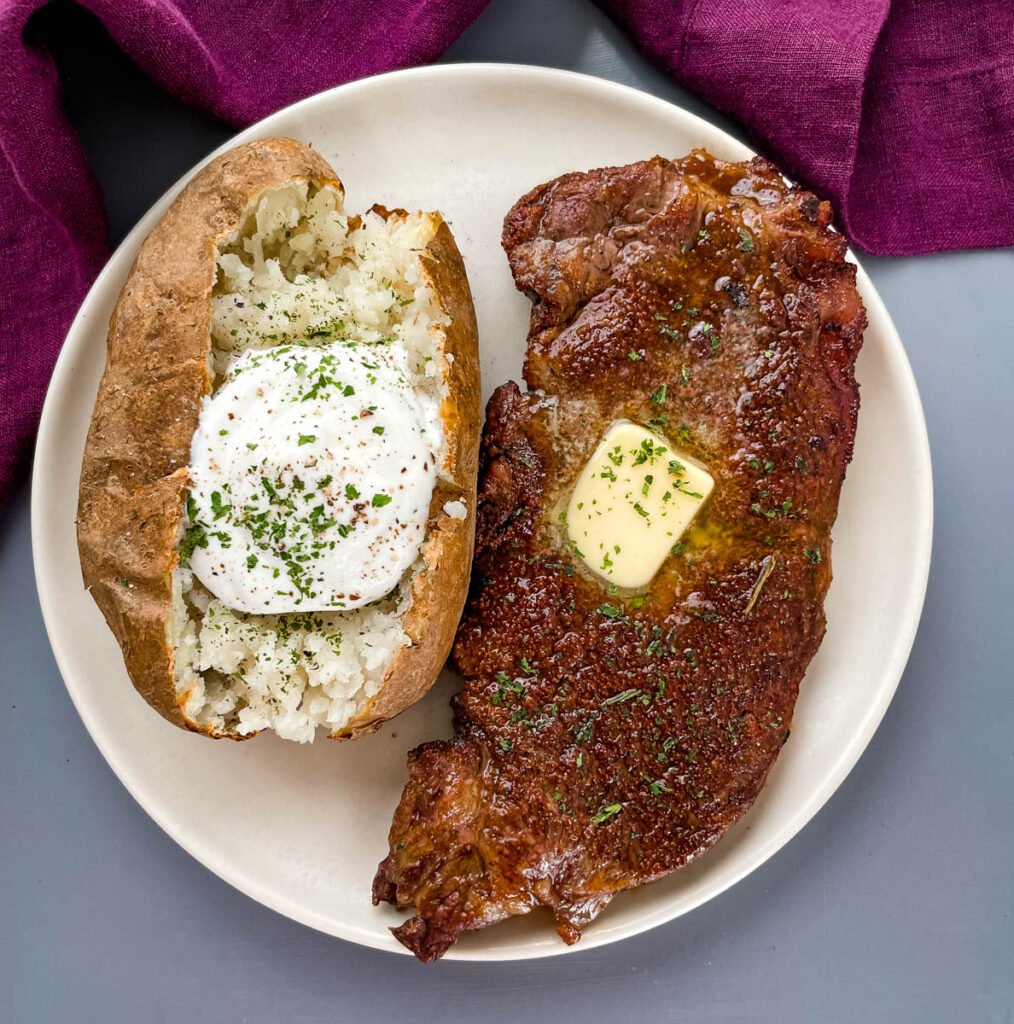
[{"x1": 4, "y1": 1, "x2": 1013, "y2": 1021}]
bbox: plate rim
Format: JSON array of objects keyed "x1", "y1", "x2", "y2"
[{"x1": 31, "y1": 62, "x2": 934, "y2": 961}]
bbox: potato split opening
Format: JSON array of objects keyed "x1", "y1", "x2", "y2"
[{"x1": 170, "y1": 182, "x2": 450, "y2": 742}]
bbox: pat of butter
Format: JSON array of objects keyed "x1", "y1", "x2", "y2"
[{"x1": 565, "y1": 421, "x2": 714, "y2": 588}]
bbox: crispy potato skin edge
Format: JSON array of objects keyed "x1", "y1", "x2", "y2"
[
  {"x1": 335, "y1": 215, "x2": 480, "y2": 740},
  {"x1": 75, "y1": 138, "x2": 479, "y2": 740}
]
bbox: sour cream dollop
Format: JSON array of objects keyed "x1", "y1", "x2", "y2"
[{"x1": 186, "y1": 343, "x2": 437, "y2": 615}]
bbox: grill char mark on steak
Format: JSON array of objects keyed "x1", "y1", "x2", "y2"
[{"x1": 373, "y1": 152, "x2": 866, "y2": 961}]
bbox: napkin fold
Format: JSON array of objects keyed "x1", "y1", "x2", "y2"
[
  {"x1": 609, "y1": 0, "x2": 1014, "y2": 254},
  {"x1": 2, "y1": 0, "x2": 1012, "y2": 501}
]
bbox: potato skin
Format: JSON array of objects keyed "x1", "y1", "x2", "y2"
[{"x1": 76, "y1": 138, "x2": 480, "y2": 739}]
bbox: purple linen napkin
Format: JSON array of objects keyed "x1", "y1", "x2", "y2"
[
  {"x1": 0, "y1": 0, "x2": 490, "y2": 502},
  {"x1": 609, "y1": 0, "x2": 1014, "y2": 254},
  {"x1": 2, "y1": 0, "x2": 1012, "y2": 501}
]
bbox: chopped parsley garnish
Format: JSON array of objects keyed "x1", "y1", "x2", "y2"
[
  {"x1": 297, "y1": 434, "x2": 316, "y2": 446},
  {"x1": 371, "y1": 493, "x2": 393, "y2": 508},
  {"x1": 700, "y1": 322, "x2": 721, "y2": 351},
  {"x1": 491, "y1": 672, "x2": 524, "y2": 706},
  {"x1": 179, "y1": 525, "x2": 208, "y2": 563},
  {"x1": 210, "y1": 491, "x2": 231, "y2": 520},
  {"x1": 633, "y1": 438, "x2": 667, "y2": 465},
  {"x1": 591, "y1": 803, "x2": 622, "y2": 824},
  {"x1": 602, "y1": 688, "x2": 641, "y2": 706}
]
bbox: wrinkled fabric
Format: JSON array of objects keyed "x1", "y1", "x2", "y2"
[
  {"x1": 2, "y1": 0, "x2": 1012, "y2": 500},
  {"x1": 0, "y1": 0, "x2": 490, "y2": 499},
  {"x1": 608, "y1": 0, "x2": 1014, "y2": 254}
]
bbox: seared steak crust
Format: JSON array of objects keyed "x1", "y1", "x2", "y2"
[{"x1": 374, "y1": 152, "x2": 865, "y2": 960}]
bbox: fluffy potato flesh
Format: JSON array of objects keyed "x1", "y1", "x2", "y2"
[{"x1": 171, "y1": 184, "x2": 451, "y2": 742}]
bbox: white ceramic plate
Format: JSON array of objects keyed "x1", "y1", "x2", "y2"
[{"x1": 32, "y1": 65, "x2": 932, "y2": 960}]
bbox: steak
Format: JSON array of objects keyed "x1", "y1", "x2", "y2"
[{"x1": 373, "y1": 151, "x2": 866, "y2": 961}]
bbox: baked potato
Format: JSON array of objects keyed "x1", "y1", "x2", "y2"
[{"x1": 77, "y1": 137, "x2": 480, "y2": 742}]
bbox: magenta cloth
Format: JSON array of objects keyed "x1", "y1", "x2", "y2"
[{"x1": 2, "y1": 0, "x2": 1013, "y2": 501}]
